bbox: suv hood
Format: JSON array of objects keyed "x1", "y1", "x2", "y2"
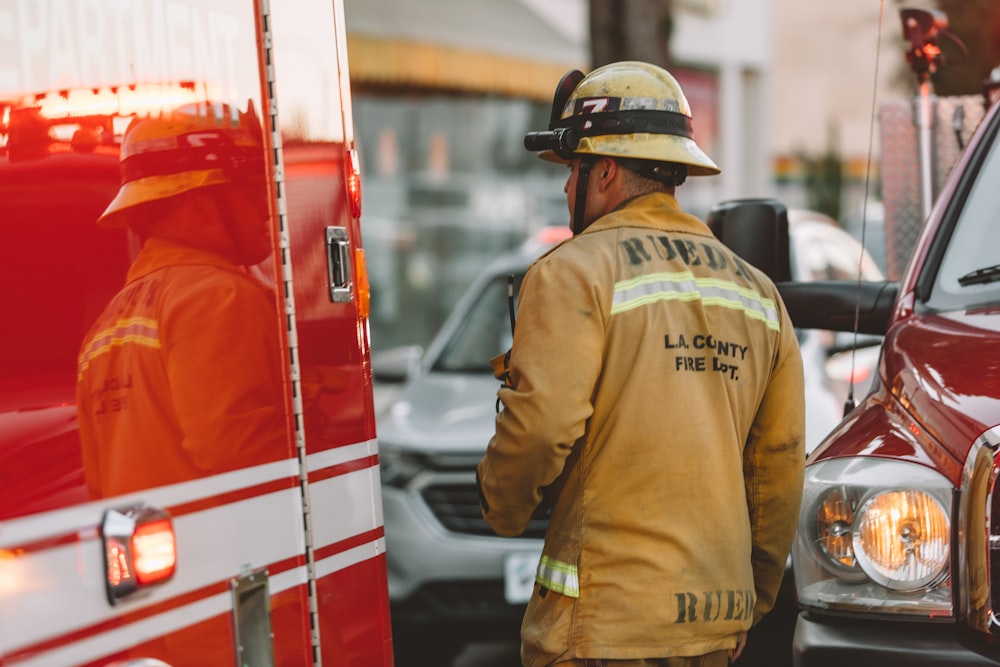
[
  {"x1": 377, "y1": 371, "x2": 499, "y2": 452},
  {"x1": 886, "y1": 308, "x2": 1000, "y2": 454}
]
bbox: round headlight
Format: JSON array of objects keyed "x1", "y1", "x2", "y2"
[
  {"x1": 811, "y1": 486, "x2": 865, "y2": 581},
  {"x1": 852, "y1": 489, "x2": 950, "y2": 592}
]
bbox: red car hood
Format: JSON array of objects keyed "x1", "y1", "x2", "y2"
[{"x1": 884, "y1": 307, "x2": 1000, "y2": 457}]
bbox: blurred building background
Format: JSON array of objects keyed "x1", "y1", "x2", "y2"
[{"x1": 342, "y1": 0, "x2": 931, "y2": 353}]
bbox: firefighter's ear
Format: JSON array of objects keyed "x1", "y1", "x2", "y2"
[
  {"x1": 596, "y1": 158, "x2": 615, "y2": 189},
  {"x1": 600, "y1": 158, "x2": 611, "y2": 180}
]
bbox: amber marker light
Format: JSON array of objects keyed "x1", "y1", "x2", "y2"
[
  {"x1": 347, "y1": 147, "x2": 362, "y2": 219},
  {"x1": 355, "y1": 248, "x2": 371, "y2": 319}
]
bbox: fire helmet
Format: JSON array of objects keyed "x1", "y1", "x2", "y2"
[
  {"x1": 98, "y1": 101, "x2": 265, "y2": 229},
  {"x1": 524, "y1": 61, "x2": 720, "y2": 176}
]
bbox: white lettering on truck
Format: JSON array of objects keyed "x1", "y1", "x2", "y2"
[{"x1": 0, "y1": 0, "x2": 243, "y2": 97}]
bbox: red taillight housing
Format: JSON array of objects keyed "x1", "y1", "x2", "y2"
[
  {"x1": 132, "y1": 518, "x2": 177, "y2": 584},
  {"x1": 102, "y1": 505, "x2": 177, "y2": 604}
]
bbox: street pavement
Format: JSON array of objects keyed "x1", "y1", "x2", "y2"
[{"x1": 453, "y1": 640, "x2": 520, "y2": 667}]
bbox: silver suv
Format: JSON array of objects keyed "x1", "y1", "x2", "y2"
[{"x1": 375, "y1": 233, "x2": 556, "y2": 664}]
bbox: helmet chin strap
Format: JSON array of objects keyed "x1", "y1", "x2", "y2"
[{"x1": 572, "y1": 158, "x2": 595, "y2": 236}]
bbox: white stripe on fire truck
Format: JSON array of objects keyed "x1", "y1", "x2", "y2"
[
  {"x1": 6, "y1": 533, "x2": 388, "y2": 667},
  {"x1": 306, "y1": 439, "x2": 375, "y2": 471},
  {"x1": 0, "y1": 444, "x2": 383, "y2": 664},
  {"x1": 0, "y1": 458, "x2": 298, "y2": 548},
  {"x1": 1, "y1": 442, "x2": 381, "y2": 549},
  {"x1": 307, "y1": 439, "x2": 386, "y2": 552}
]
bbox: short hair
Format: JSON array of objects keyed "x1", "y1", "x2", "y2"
[{"x1": 618, "y1": 161, "x2": 674, "y2": 196}]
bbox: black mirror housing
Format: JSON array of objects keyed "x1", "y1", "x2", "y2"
[
  {"x1": 707, "y1": 198, "x2": 897, "y2": 336},
  {"x1": 707, "y1": 198, "x2": 792, "y2": 284}
]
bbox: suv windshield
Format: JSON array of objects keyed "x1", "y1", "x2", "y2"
[
  {"x1": 433, "y1": 272, "x2": 523, "y2": 373},
  {"x1": 929, "y1": 117, "x2": 1000, "y2": 312}
]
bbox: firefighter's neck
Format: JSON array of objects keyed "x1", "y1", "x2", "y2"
[{"x1": 580, "y1": 157, "x2": 673, "y2": 231}]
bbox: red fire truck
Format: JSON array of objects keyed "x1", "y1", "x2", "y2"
[{"x1": 1, "y1": 0, "x2": 393, "y2": 665}]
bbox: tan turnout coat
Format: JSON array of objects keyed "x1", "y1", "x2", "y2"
[{"x1": 477, "y1": 192, "x2": 805, "y2": 665}]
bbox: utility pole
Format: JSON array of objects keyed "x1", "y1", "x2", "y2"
[{"x1": 589, "y1": 0, "x2": 674, "y2": 68}]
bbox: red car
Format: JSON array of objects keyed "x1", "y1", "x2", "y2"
[{"x1": 714, "y1": 93, "x2": 1000, "y2": 664}]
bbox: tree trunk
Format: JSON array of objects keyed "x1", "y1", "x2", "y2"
[{"x1": 589, "y1": 0, "x2": 674, "y2": 69}]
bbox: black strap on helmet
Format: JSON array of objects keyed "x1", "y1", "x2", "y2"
[
  {"x1": 553, "y1": 108, "x2": 694, "y2": 140},
  {"x1": 524, "y1": 108, "x2": 695, "y2": 161}
]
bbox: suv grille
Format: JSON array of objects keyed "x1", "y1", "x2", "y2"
[{"x1": 421, "y1": 482, "x2": 548, "y2": 539}]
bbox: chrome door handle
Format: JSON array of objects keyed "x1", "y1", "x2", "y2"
[{"x1": 325, "y1": 226, "x2": 353, "y2": 303}]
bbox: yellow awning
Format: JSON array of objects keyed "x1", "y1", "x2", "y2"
[{"x1": 347, "y1": 35, "x2": 582, "y2": 102}]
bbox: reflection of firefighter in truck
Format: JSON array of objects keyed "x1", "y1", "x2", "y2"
[{"x1": 76, "y1": 101, "x2": 288, "y2": 498}]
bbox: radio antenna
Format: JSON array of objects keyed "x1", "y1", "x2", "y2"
[{"x1": 844, "y1": 0, "x2": 886, "y2": 417}]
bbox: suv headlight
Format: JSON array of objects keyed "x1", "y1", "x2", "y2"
[
  {"x1": 378, "y1": 443, "x2": 429, "y2": 489},
  {"x1": 793, "y1": 457, "x2": 954, "y2": 618}
]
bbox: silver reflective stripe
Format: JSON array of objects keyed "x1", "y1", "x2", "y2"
[
  {"x1": 612, "y1": 271, "x2": 780, "y2": 332},
  {"x1": 536, "y1": 555, "x2": 580, "y2": 597}
]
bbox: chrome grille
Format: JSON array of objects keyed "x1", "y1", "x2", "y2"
[{"x1": 420, "y1": 482, "x2": 548, "y2": 539}]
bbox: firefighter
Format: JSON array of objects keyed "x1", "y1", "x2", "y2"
[
  {"x1": 76, "y1": 101, "x2": 288, "y2": 499},
  {"x1": 477, "y1": 62, "x2": 805, "y2": 666}
]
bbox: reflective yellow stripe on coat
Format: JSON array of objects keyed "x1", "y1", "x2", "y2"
[
  {"x1": 611, "y1": 271, "x2": 781, "y2": 331},
  {"x1": 77, "y1": 316, "x2": 161, "y2": 379},
  {"x1": 537, "y1": 555, "x2": 580, "y2": 597}
]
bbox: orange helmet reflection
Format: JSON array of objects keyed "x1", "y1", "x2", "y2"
[{"x1": 98, "y1": 101, "x2": 265, "y2": 229}]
